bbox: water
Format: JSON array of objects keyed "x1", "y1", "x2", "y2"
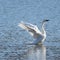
[{"x1": 0, "y1": 0, "x2": 60, "y2": 60}]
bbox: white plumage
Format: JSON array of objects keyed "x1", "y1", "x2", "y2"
[{"x1": 18, "y1": 20, "x2": 49, "y2": 45}]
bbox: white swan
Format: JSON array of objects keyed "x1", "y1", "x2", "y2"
[{"x1": 18, "y1": 20, "x2": 49, "y2": 45}]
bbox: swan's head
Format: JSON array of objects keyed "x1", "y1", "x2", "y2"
[
  {"x1": 43, "y1": 19, "x2": 49, "y2": 22},
  {"x1": 42, "y1": 19, "x2": 49, "y2": 24}
]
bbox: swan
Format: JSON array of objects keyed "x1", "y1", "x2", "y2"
[{"x1": 18, "y1": 20, "x2": 49, "y2": 45}]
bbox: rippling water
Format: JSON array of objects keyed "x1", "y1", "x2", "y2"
[{"x1": 0, "y1": 0, "x2": 60, "y2": 60}]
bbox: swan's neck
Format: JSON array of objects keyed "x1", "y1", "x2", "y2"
[{"x1": 41, "y1": 23, "x2": 46, "y2": 35}]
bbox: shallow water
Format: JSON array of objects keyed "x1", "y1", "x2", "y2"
[{"x1": 0, "y1": 0, "x2": 60, "y2": 60}]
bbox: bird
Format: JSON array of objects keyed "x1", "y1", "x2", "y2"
[{"x1": 18, "y1": 20, "x2": 49, "y2": 45}]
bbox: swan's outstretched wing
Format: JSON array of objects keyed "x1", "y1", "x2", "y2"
[{"x1": 18, "y1": 21, "x2": 41, "y2": 38}]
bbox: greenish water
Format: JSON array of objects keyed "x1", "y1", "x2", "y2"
[{"x1": 0, "y1": 0, "x2": 60, "y2": 60}]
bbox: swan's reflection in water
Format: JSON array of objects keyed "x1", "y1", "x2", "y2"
[{"x1": 26, "y1": 44, "x2": 46, "y2": 60}]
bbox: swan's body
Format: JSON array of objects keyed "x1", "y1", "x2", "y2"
[{"x1": 18, "y1": 20, "x2": 49, "y2": 45}]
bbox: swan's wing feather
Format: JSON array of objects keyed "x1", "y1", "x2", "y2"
[
  {"x1": 26, "y1": 22, "x2": 41, "y2": 34},
  {"x1": 18, "y1": 21, "x2": 41, "y2": 37}
]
